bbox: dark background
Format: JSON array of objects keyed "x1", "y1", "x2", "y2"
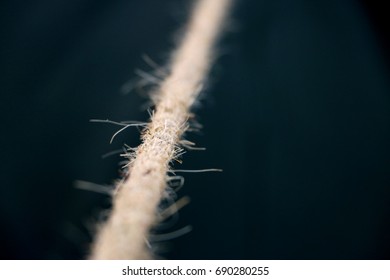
[{"x1": 1, "y1": 0, "x2": 389, "y2": 259}]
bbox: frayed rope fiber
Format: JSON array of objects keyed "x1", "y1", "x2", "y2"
[{"x1": 89, "y1": 0, "x2": 232, "y2": 259}]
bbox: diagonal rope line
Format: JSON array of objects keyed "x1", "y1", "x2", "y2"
[{"x1": 90, "y1": 0, "x2": 233, "y2": 260}]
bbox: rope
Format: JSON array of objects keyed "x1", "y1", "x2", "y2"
[{"x1": 90, "y1": 0, "x2": 232, "y2": 260}]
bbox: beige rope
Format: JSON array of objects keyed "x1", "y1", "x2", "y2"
[{"x1": 90, "y1": 0, "x2": 232, "y2": 259}]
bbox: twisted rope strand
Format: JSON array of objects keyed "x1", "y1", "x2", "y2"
[{"x1": 90, "y1": 0, "x2": 232, "y2": 259}]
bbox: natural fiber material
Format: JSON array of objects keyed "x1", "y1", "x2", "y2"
[{"x1": 90, "y1": 0, "x2": 232, "y2": 259}]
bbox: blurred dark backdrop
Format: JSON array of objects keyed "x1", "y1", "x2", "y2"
[{"x1": 0, "y1": 0, "x2": 389, "y2": 259}]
